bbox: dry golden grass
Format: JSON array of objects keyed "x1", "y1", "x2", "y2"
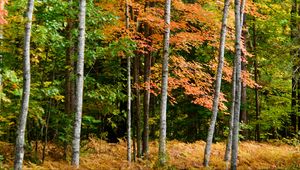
[{"x1": 1, "y1": 138, "x2": 300, "y2": 169}]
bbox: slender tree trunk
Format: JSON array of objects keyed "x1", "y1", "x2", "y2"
[
  {"x1": 142, "y1": 53, "x2": 151, "y2": 158},
  {"x1": 291, "y1": 0, "x2": 297, "y2": 134},
  {"x1": 224, "y1": 64, "x2": 236, "y2": 167},
  {"x1": 127, "y1": 55, "x2": 132, "y2": 161},
  {"x1": 14, "y1": 0, "x2": 34, "y2": 169},
  {"x1": 64, "y1": 0, "x2": 75, "y2": 160},
  {"x1": 71, "y1": 0, "x2": 86, "y2": 167},
  {"x1": 203, "y1": 0, "x2": 231, "y2": 166},
  {"x1": 0, "y1": 26, "x2": 2, "y2": 113},
  {"x1": 240, "y1": 27, "x2": 247, "y2": 138},
  {"x1": 230, "y1": 0, "x2": 243, "y2": 169},
  {"x1": 132, "y1": 127, "x2": 136, "y2": 161},
  {"x1": 65, "y1": 0, "x2": 75, "y2": 118},
  {"x1": 159, "y1": 0, "x2": 171, "y2": 165},
  {"x1": 125, "y1": 0, "x2": 132, "y2": 162},
  {"x1": 133, "y1": 55, "x2": 142, "y2": 157},
  {"x1": 42, "y1": 102, "x2": 51, "y2": 163},
  {"x1": 253, "y1": 18, "x2": 260, "y2": 141},
  {"x1": 225, "y1": 0, "x2": 245, "y2": 167}
]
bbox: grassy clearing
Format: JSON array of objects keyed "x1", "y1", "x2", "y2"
[{"x1": 1, "y1": 138, "x2": 300, "y2": 169}]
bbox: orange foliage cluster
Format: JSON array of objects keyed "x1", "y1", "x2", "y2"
[
  {"x1": 210, "y1": 59, "x2": 258, "y2": 89},
  {"x1": 0, "y1": 0, "x2": 8, "y2": 24},
  {"x1": 151, "y1": 56, "x2": 228, "y2": 111},
  {"x1": 1, "y1": 139, "x2": 299, "y2": 169}
]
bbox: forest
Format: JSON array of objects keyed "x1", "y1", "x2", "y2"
[{"x1": 0, "y1": 0, "x2": 300, "y2": 169}]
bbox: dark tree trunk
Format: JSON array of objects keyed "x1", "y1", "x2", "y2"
[
  {"x1": 291, "y1": 0, "x2": 298, "y2": 134},
  {"x1": 64, "y1": 0, "x2": 75, "y2": 160},
  {"x1": 142, "y1": 53, "x2": 151, "y2": 158},
  {"x1": 253, "y1": 20, "x2": 260, "y2": 141},
  {"x1": 133, "y1": 55, "x2": 142, "y2": 157}
]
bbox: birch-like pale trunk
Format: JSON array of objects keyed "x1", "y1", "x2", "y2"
[
  {"x1": 224, "y1": 0, "x2": 245, "y2": 167},
  {"x1": 14, "y1": 0, "x2": 34, "y2": 169},
  {"x1": 203, "y1": 0, "x2": 231, "y2": 166},
  {"x1": 71, "y1": 0, "x2": 86, "y2": 167},
  {"x1": 159, "y1": 0, "x2": 171, "y2": 165},
  {"x1": 231, "y1": 0, "x2": 243, "y2": 169},
  {"x1": 125, "y1": 0, "x2": 132, "y2": 162},
  {"x1": 224, "y1": 64, "x2": 236, "y2": 169}
]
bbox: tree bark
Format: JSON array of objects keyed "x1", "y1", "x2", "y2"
[
  {"x1": 159, "y1": 0, "x2": 171, "y2": 165},
  {"x1": 71, "y1": 0, "x2": 86, "y2": 167},
  {"x1": 291, "y1": 0, "x2": 297, "y2": 135},
  {"x1": 14, "y1": 0, "x2": 34, "y2": 169},
  {"x1": 133, "y1": 55, "x2": 142, "y2": 157},
  {"x1": 224, "y1": 64, "x2": 236, "y2": 166},
  {"x1": 127, "y1": 55, "x2": 132, "y2": 161},
  {"x1": 230, "y1": 0, "x2": 243, "y2": 169},
  {"x1": 64, "y1": 0, "x2": 75, "y2": 160},
  {"x1": 203, "y1": 0, "x2": 231, "y2": 167},
  {"x1": 125, "y1": 0, "x2": 132, "y2": 162},
  {"x1": 65, "y1": 0, "x2": 75, "y2": 118},
  {"x1": 0, "y1": 26, "x2": 2, "y2": 112},
  {"x1": 253, "y1": 17, "x2": 260, "y2": 141},
  {"x1": 142, "y1": 53, "x2": 151, "y2": 158},
  {"x1": 241, "y1": 27, "x2": 247, "y2": 138}
]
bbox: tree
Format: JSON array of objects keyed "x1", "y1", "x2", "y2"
[
  {"x1": 291, "y1": 0, "x2": 298, "y2": 134},
  {"x1": 64, "y1": 0, "x2": 75, "y2": 159},
  {"x1": 159, "y1": 0, "x2": 171, "y2": 165},
  {"x1": 71, "y1": 0, "x2": 86, "y2": 167},
  {"x1": 143, "y1": 53, "x2": 151, "y2": 158},
  {"x1": 224, "y1": 0, "x2": 245, "y2": 167},
  {"x1": 230, "y1": 0, "x2": 243, "y2": 169},
  {"x1": 14, "y1": 0, "x2": 35, "y2": 169},
  {"x1": 203, "y1": 0, "x2": 231, "y2": 166},
  {"x1": 125, "y1": 0, "x2": 132, "y2": 162}
]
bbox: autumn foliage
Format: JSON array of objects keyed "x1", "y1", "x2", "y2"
[{"x1": 0, "y1": 0, "x2": 7, "y2": 24}]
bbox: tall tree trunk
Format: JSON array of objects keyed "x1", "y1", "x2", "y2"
[
  {"x1": 14, "y1": 0, "x2": 34, "y2": 169},
  {"x1": 142, "y1": 53, "x2": 151, "y2": 158},
  {"x1": 0, "y1": 26, "x2": 2, "y2": 112},
  {"x1": 230, "y1": 0, "x2": 243, "y2": 169},
  {"x1": 224, "y1": 64, "x2": 236, "y2": 168},
  {"x1": 225, "y1": 0, "x2": 245, "y2": 167},
  {"x1": 253, "y1": 18, "x2": 260, "y2": 141},
  {"x1": 133, "y1": 55, "x2": 142, "y2": 157},
  {"x1": 240, "y1": 25, "x2": 247, "y2": 138},
  {"x1": 65, "y1": 0, "x2": 75, "y2": 118},
  {"x1": 64, "y1": 0, "x2": 75, "y2": 159},
  {"x1": 159, "y1": 0, "x2": 171, "y2": 165},
  {"x1": 127, "y1": 55, "x2": 132, "y2": 161},
  {"x1": 291, "y1": 0, "x2": 297, "y2": 134},
  {"x1": 125, "y1": 0, "x2": 132, "y2": 162},
  {"x1": 71, "y1": 0, "x2": 86, "y2": 167},
  {"x1": 203, "y1": 0, "x2": 230, "y2": 167}
]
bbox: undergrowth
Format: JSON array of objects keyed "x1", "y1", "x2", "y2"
[{"x1": 0, "y1": 139, "x2": 299, "y2": 169}]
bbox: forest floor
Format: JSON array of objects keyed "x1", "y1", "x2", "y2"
[{"x1": 1, "y1": 138, "x2": 300, "y2": 169}]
